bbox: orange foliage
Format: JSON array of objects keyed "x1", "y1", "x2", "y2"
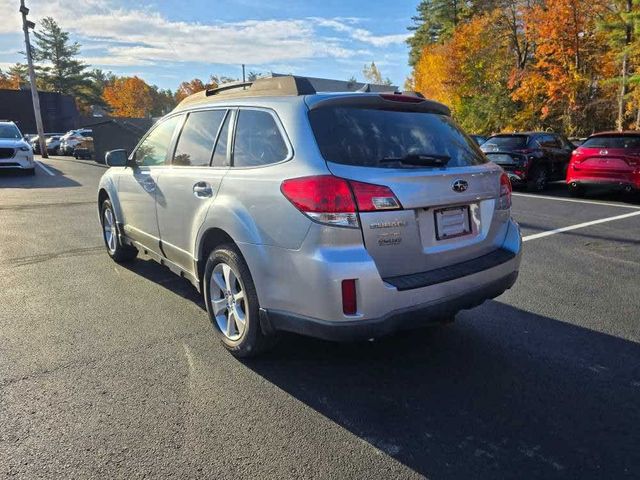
[
  {"x1": 512, "y1": 0, "x2": 611, "y2": 130},
  {"x1": 102, "y1": 76, "x2": 153, "y2": 118},
  {"x1": 175, "y1": 78, "x2": 207, "y2": 103}
]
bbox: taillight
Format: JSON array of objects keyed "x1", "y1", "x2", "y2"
[
  {"x1": 349, "y1": 180, "x2": 402, "y2": 211},
  {"x1": 497, "y1": 173, "x2": 512, "y2": 210},
  {"x1": 341, "y1": 279, "x2": 357, "y2": 315},
  {"x1": 281, "y1": 176, "x2": 358, "y2": 227},
  {"x1": 281, "y1": 175, "x2": 401, "y2": 228}
]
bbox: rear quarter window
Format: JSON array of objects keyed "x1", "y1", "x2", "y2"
[{"x1": 308, "y1": 107, "x2": 486, "y2": 168}]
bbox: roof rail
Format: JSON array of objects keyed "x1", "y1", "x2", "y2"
[{"x1": 205, "y1": 75, "x2": 316, "y2": 97}]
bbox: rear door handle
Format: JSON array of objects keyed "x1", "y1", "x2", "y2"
[{"x1": 193, "y1": 182, "x2": 213, "y2": 198}]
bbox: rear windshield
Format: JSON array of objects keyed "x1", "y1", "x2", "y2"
[
  {"x1": 581, "y1": 135, "x2": 640, "y2": 149},
  {"x1": 0, "y1": 124, "x2": 22, "y2": 140},
  {"x1": 481, "y1": 135, "x2": 529, "y2": 150},
  {"x1": 308, "y1": 107, "x2": 486, "y2": 168}
]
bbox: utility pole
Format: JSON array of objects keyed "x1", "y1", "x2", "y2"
[{"x1": 19, "y1": 0, "x2": 47, "y2": 158}]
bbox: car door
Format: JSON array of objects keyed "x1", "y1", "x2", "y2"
[
  {"x1": 155, "y1": 109, "x2": 232, "y2": 274},
  {"x1": 556, "y1": 135, "x2": 575, "y2": 177},
  {"x1": 538, "y1": 134, "x2": 560, "y2": 176},
  {"x1": 117, "y1": 115, "x2": 182, "y2": 253}
]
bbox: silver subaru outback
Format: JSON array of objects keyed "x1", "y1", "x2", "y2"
[{"x1": 98, "y1": 76, "x2": 522, "y2": 357}]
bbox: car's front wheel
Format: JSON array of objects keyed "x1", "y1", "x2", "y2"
[
  {"x1": 100, "y1": 199, "x2": 137, "y2": 262},
  {"x1": 203, "y1": 245, "x2": 276, "y2": 357}
]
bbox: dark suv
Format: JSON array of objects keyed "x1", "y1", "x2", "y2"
[{"x1": 480, "y1": 132, "x2": 574, "y2": 191}]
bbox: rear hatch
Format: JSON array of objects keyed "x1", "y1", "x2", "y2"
[
  {"x1": 573, "y1": 135, "x2": 640, "y2": 180},
  {"x1": 308, "y1": 96, "x2": 509, "y2": 278}
]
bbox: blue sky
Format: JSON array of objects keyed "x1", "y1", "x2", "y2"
[{"x1": 0, "y1": 0, "x2": 417, "y2": 91}]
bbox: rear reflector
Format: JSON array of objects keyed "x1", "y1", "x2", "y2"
[
  {"x1": 497, "y1": 173, "x2": 512, "y2": 210},
  {"x1": 341, "y1": 279, "x2": 357, "y2": 315}
]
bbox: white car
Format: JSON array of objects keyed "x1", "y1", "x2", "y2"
[
  {"x1": 60, "y1": 128, "x2": 92, "y2": 155},
  {"x1": 0, "y1": 121, "x2": 35, "y2": 175}
]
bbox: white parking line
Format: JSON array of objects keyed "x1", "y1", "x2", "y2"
[
  {"x1": 522, "y1": 210, "x2": 640, "y2": 242},
  {"x1": 513, "y1": 192, "x2": 640, "y2": 209},
  {"x1": 35, "y1": 161, "x2": 55, "y2": 176}
]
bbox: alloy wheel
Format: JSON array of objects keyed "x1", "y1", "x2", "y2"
[
  {"x1": 209, "y1": 262, "x2": 247, "y2": 341},
  {"x1": 103, "y1": 208, "x2": 117, "y2": 253}
]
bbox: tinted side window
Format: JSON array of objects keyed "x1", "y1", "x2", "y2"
[
  {"x1": 233, "y1": 110, "x2": 288, "y2": 167},
  {"x1": 135, "y1": 116, "x2": 181, "y2": 166},
  {"x1": 173, "y1": 110, "x2": 226, "y2": 166},
  {"x1": 540, "y1": 134, "x2": 559, "y2": 148},
  {"x1": 212, "y1": 112, "x2": 232, "y2": 167}
]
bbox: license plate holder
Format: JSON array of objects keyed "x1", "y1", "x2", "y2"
[{"x1": 434, "y1": 205, "x2": 472, "y2": 240}]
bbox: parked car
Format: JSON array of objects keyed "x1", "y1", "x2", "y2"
[
  {"x1": 98, "y1": 75, "x2": 522, "y2": 357},
  {"x1": 0, "y1": 120, "x2": 35, "y2": 175},
  {"x1": 30, "y1": 133, "x2": 64, "y2": 154},
  {"x1": 470, "y1": 134, "x2": 488, "y2": 146},
  {"x1": 73, "y1": 136, "x2": 94, "y2": 159},
  {"x1": 569, "y1": 137, "x2": 587, "y2": 147},
  {"x1": 480, "y1": 132, "x2": 574, "y2": 191},
  {"x1": 59, "y1": 128, "x2": 92, "y2": 155},
  {"x1": 566, "y1": 131, "x2": 640, "y2": 197}
]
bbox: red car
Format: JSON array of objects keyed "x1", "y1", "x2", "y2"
[{"x1": 567, "y1": 132, "x2": 640, "y2": 196}]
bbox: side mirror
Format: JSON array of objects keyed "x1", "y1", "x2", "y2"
[{"x1": 105, "y1": 149, "x2": 130, "y2": 167}]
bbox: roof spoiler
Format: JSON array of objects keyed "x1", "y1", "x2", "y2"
[{"x1": 307, "y1": 94, "x2": 451, "y2": 116}]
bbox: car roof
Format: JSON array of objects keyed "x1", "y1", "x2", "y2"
[
  {"x1": 588, "y1": 131, "x2": 640, "y2": 137},
  {"x1": 489, "y1": 132, "x2": 551, "y2": 137},
  {"x1": 173, "y1": 75, "x2": 450, "y2": 116}
]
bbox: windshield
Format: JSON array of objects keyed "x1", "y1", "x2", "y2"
[
  {"x1": 0, "y1": 124, "x2": 22, "y2": 140},
  {"x1": 581, "y1": 135, "x2": 640, "y2": 149},
  {"x1": 308, "y1": 107, "x2": 486, "y2": 168},
  {"x1": 481, "y1": 135, "x2": 529, "y2": 151}
]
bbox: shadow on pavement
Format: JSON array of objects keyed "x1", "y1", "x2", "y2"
[
  {"x1": 114, "y1": 255, "x2": 640, "y2": 478},
  {"x1": 243, "y1": 300, "x2": 640, "y2": 479},
  {"x1": 0, "y1": 164, "x2": 80, "y2": 189}
]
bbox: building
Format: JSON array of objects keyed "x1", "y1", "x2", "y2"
[{"x1": 0, "y1": 88, "x2": 78, "y2": 134}]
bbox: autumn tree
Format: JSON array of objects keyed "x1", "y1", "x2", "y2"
[
  {"x1": 415, "y1": 11, "x2": 519, "y2": 133},
  {"x1": 0, "y1": 64, "x2": 29, "y2": 89},
  {"x1": 512, "y1": 0, "x2": 612, "y2": 134},
  {"x1": 175, "y1": 78, "x2": 207, "y2": 102},
  {"x1": 103, "y1": 76, "x2": 154, "y2": 117}
]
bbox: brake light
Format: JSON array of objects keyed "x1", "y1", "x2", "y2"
[
  {"x1": 341, "y1": 279, "x2": 357, "y2": 315},
  {"x1": 280, "y1": 176, "x2": 402, "y2": 227},
  {"x1": 349, "y1": 180, "x2": 402, "y2": 211},
  {"x1": 379, "y1": 93, "x2": 424, "y2": 103},
  {"x1": 497, "y1": 173, "x2": 512, "y2": 210}
]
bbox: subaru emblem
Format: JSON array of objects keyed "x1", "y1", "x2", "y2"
[
  {"x1": 452, "y1": 179, "x2": 468, "y2": 193},
  {"x1": 599, "y1": 149, "x2": 608, "y2": 155}
]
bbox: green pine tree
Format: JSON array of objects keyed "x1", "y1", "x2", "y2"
[
  {"x1": 32, "y1": 17, "x2": 93, "y2": 109},
  {"x1": 407, "y1": 0, "x2": 470, "y2": 66}
]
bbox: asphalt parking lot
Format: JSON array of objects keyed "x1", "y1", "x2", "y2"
[{"x1": 1, "y1": 156, "x2": 639, "y2": 479}]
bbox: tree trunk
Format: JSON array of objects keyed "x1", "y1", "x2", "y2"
[
  {"x1": 617, "y1": 52, "x2": 628, "y2": 132},
  {"x1": 617, "y1": 0, "x2": 633, "y2": 132}
]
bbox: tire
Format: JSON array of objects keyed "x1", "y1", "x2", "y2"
[
  {"x1": 526, "y1": 166, "x2": 548, "y2": 192},
  {"x1": 203, "y1": 244, "x2": 276, "y2": 357},
  {"x1": 568, "y1": 183, "x2": 585, "y2": 198},
  {"x1": 100, "y1": 199, "x2": 137, "y2": 263}
]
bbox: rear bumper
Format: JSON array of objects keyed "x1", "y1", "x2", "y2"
[
  {"x1": 242, "y1": 218, "x2": 522, "y2": 341},
  {"x1": 567, "y1": 176, "x2": 639, "y2": 190},
  {"x1": 263, "y1": 271, "x2": 518, "y2": 341}
]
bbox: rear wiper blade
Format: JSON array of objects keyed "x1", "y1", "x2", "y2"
[{"x1": 381, "y1": 154, "x2": 451, "y2": 166}]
